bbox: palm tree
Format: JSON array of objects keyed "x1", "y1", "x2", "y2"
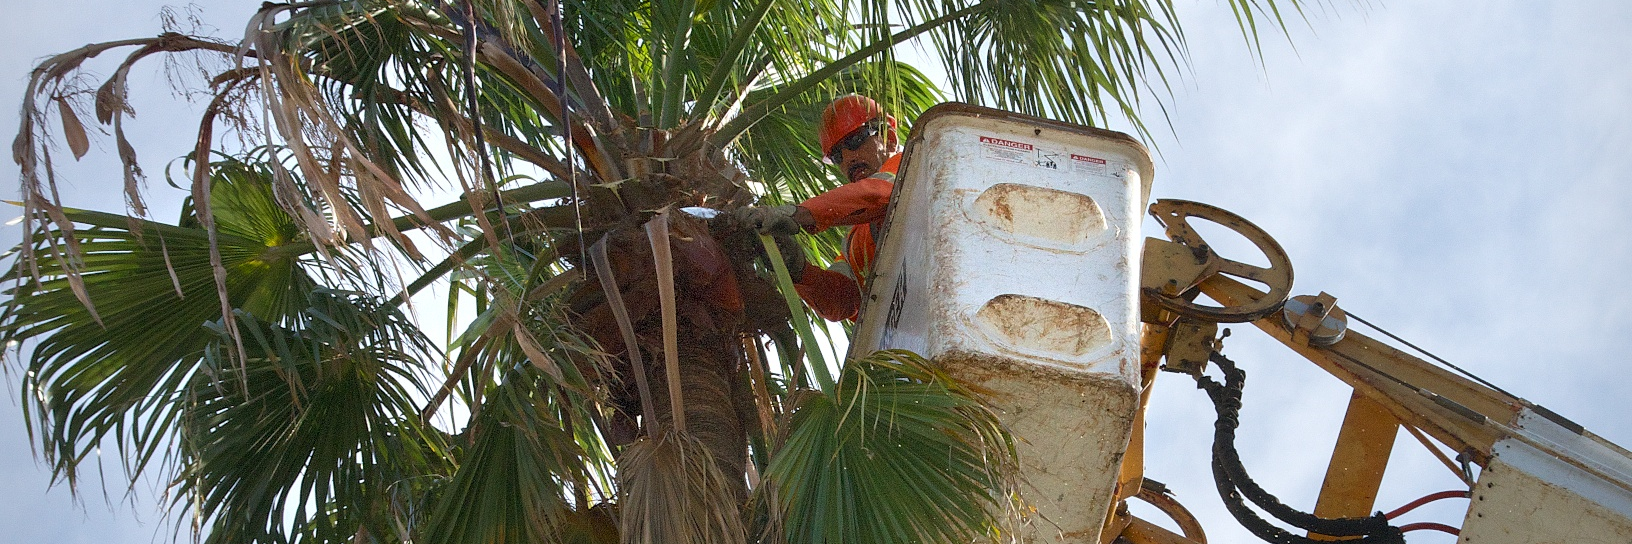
[{"x1": 5, "y1": 1, "x2": 1298, "y2": 542}]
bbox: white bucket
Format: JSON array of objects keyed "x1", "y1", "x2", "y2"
[{"x1": 851, "y1": 103, "x2": 1155, "y2": 543}]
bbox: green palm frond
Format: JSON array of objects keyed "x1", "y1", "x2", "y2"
[
  {"x1": 420, "y1": 365, "x2": 589, "y2": 544},
  {"x1": 415, "y1": 238, "x2": 618, "y2": 544},
  {"x1": 434, "y1": 234, "x2": 606, "y2": 402},
  {"x1": 181, "y1": 288, "x2": 446, "y2": 543},
  {"x1": 766, "y1": 349, "x2": 1020, "y2": 544},
  {"x1": 1, "y1": 158, "x2": 313, "y2": 488},
  {"x1": 293, "y1": 2, "x2": 441, "y2": 187},
  {"x1": 903, "y1": 0, "x2": 1186, "y2": 131}
]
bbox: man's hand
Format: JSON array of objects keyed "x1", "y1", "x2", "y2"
[
  {"x1": 732, "y1": 204, "x2": 806, "y2": 236},
  {"x1": 769, "y1": 233, "x2": 808, "y2": 282}
]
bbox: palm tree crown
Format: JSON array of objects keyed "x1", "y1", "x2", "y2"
[{"x1": 4, "y1": 1, "x2": 1297, "y2": 542}]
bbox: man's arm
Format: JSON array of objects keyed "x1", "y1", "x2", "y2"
[
  {"x1": 799, "y1": 176, "x2": 893, "y2": 232},
  {"x1": 792, "y1": 262, "x2": 862, "y2": 321}
]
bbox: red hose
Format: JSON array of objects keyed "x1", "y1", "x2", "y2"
[
  {"x1": 1398, "y1": 522, "x2": 1461, "y2": 536},
  {"x1": 1385, "y1": 490, "x2": 1470, "y2": 520}
]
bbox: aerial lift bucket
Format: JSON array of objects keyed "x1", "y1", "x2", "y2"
[{"x1": 851, "y1": 103, "x2": 1155, "y2": 543}]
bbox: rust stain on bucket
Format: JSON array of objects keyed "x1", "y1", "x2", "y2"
[
  {"x1": 973, "y1": 183, "x2": 1106, "y2": 246},
  {"x1": 975, "y1": 294, "x2": 1112, "y2": 358}
]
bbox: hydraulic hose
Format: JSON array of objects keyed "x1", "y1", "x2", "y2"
[
  {"x1": 1384, "y1": 490, "x2": 1470, "y2": 520},
  {"x1": 1198, "y1": 352, "x2": 1405, "y2": 544}
]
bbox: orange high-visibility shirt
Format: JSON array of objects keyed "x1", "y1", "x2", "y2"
[{"x1": 793, "y1": 154, "x2": 901, "y2": 321}]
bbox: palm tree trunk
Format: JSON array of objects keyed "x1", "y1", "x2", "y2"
[
  {"x1": 571, "y1": 209, "x2": 769, "y2": 500},
  {"x1": 653, "y1": 337, "x2": 750, "y2": 498}
]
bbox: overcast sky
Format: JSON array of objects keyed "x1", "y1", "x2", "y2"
[
  {"x1": 1119, "y1": 3, "x2": 1632, "y2": 543},
  {"x1": 4, "y1": 2, "x2": 1631, "y2": 544}
]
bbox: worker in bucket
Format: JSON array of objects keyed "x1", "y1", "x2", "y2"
[{"x1": 735, "y1": 94, "x2": 903, "y2": 321}]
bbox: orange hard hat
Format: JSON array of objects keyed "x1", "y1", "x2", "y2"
[{"x1": 818, "y1": 94, "x2": 896, "y2": 163}]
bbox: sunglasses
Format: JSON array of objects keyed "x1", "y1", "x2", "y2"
[{"x1": 826, "y1": 122, "x2": 884, "y2": 164}]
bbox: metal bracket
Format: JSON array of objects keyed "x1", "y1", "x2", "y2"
[
  {"x1": 1162, "y1": 319, "x2": 1219, "y2": 376},
  {"x1": 1140, "y1": 238, "x2": 1212, "y2": 325}
]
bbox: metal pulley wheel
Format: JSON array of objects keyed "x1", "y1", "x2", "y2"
[
  {"x1": 1281, "y1": 294, "x2": 1348, "y2": 346},
  {"x1": 1146, "y1": 199, "x2": 1294, "y2": 323}
]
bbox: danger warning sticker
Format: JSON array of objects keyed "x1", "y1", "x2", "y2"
[
  {"x1": 980, "y1": 135, "x2": 1033, "y2": 164},
  {"x1": 979, "y1": 135, "x2": 1065, "y2": 170},
  {"x1": 979, "y1": 135, "x2": 1032, "y2": 150},
  {"x1": 1072, "y1": 153, "x2": 1109, "y2": 174}
]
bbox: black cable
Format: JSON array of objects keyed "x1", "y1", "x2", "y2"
[
  {"x1": 1205, "y1": 355, "x2": 1393, "y2": 538},
  {"x1": 1210, "y1": 454, "x2": 1339, "y2": 544},
  {"x1": 1198, "y1": 352, "x2": 1405, "y2": 544},
  {"x1": 1347, "y1": 309, "x2": 1584, "y2": 435},
  {"x1": 1344, "y1": 310, "x2": 1519, "y2": 401}
]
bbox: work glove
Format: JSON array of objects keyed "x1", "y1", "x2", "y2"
[
  {"x1": 768, "y1": 233, "x2": 809, "y2": 282},
  {"x1": 732, "y1": 204, "x2": 803, "y2": 236}
]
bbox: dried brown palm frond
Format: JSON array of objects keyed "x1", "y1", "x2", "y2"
[{"x1": 617, "y1": 430, "x2": 747, "y2": 544}]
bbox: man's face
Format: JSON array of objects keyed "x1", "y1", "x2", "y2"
[{"x1": 832, "y1": 128, "x2": 890, "y2": 183}]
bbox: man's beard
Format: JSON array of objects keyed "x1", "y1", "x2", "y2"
[{"x1": 846, "y1": 161, "x2": 871, "y2": 182}]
